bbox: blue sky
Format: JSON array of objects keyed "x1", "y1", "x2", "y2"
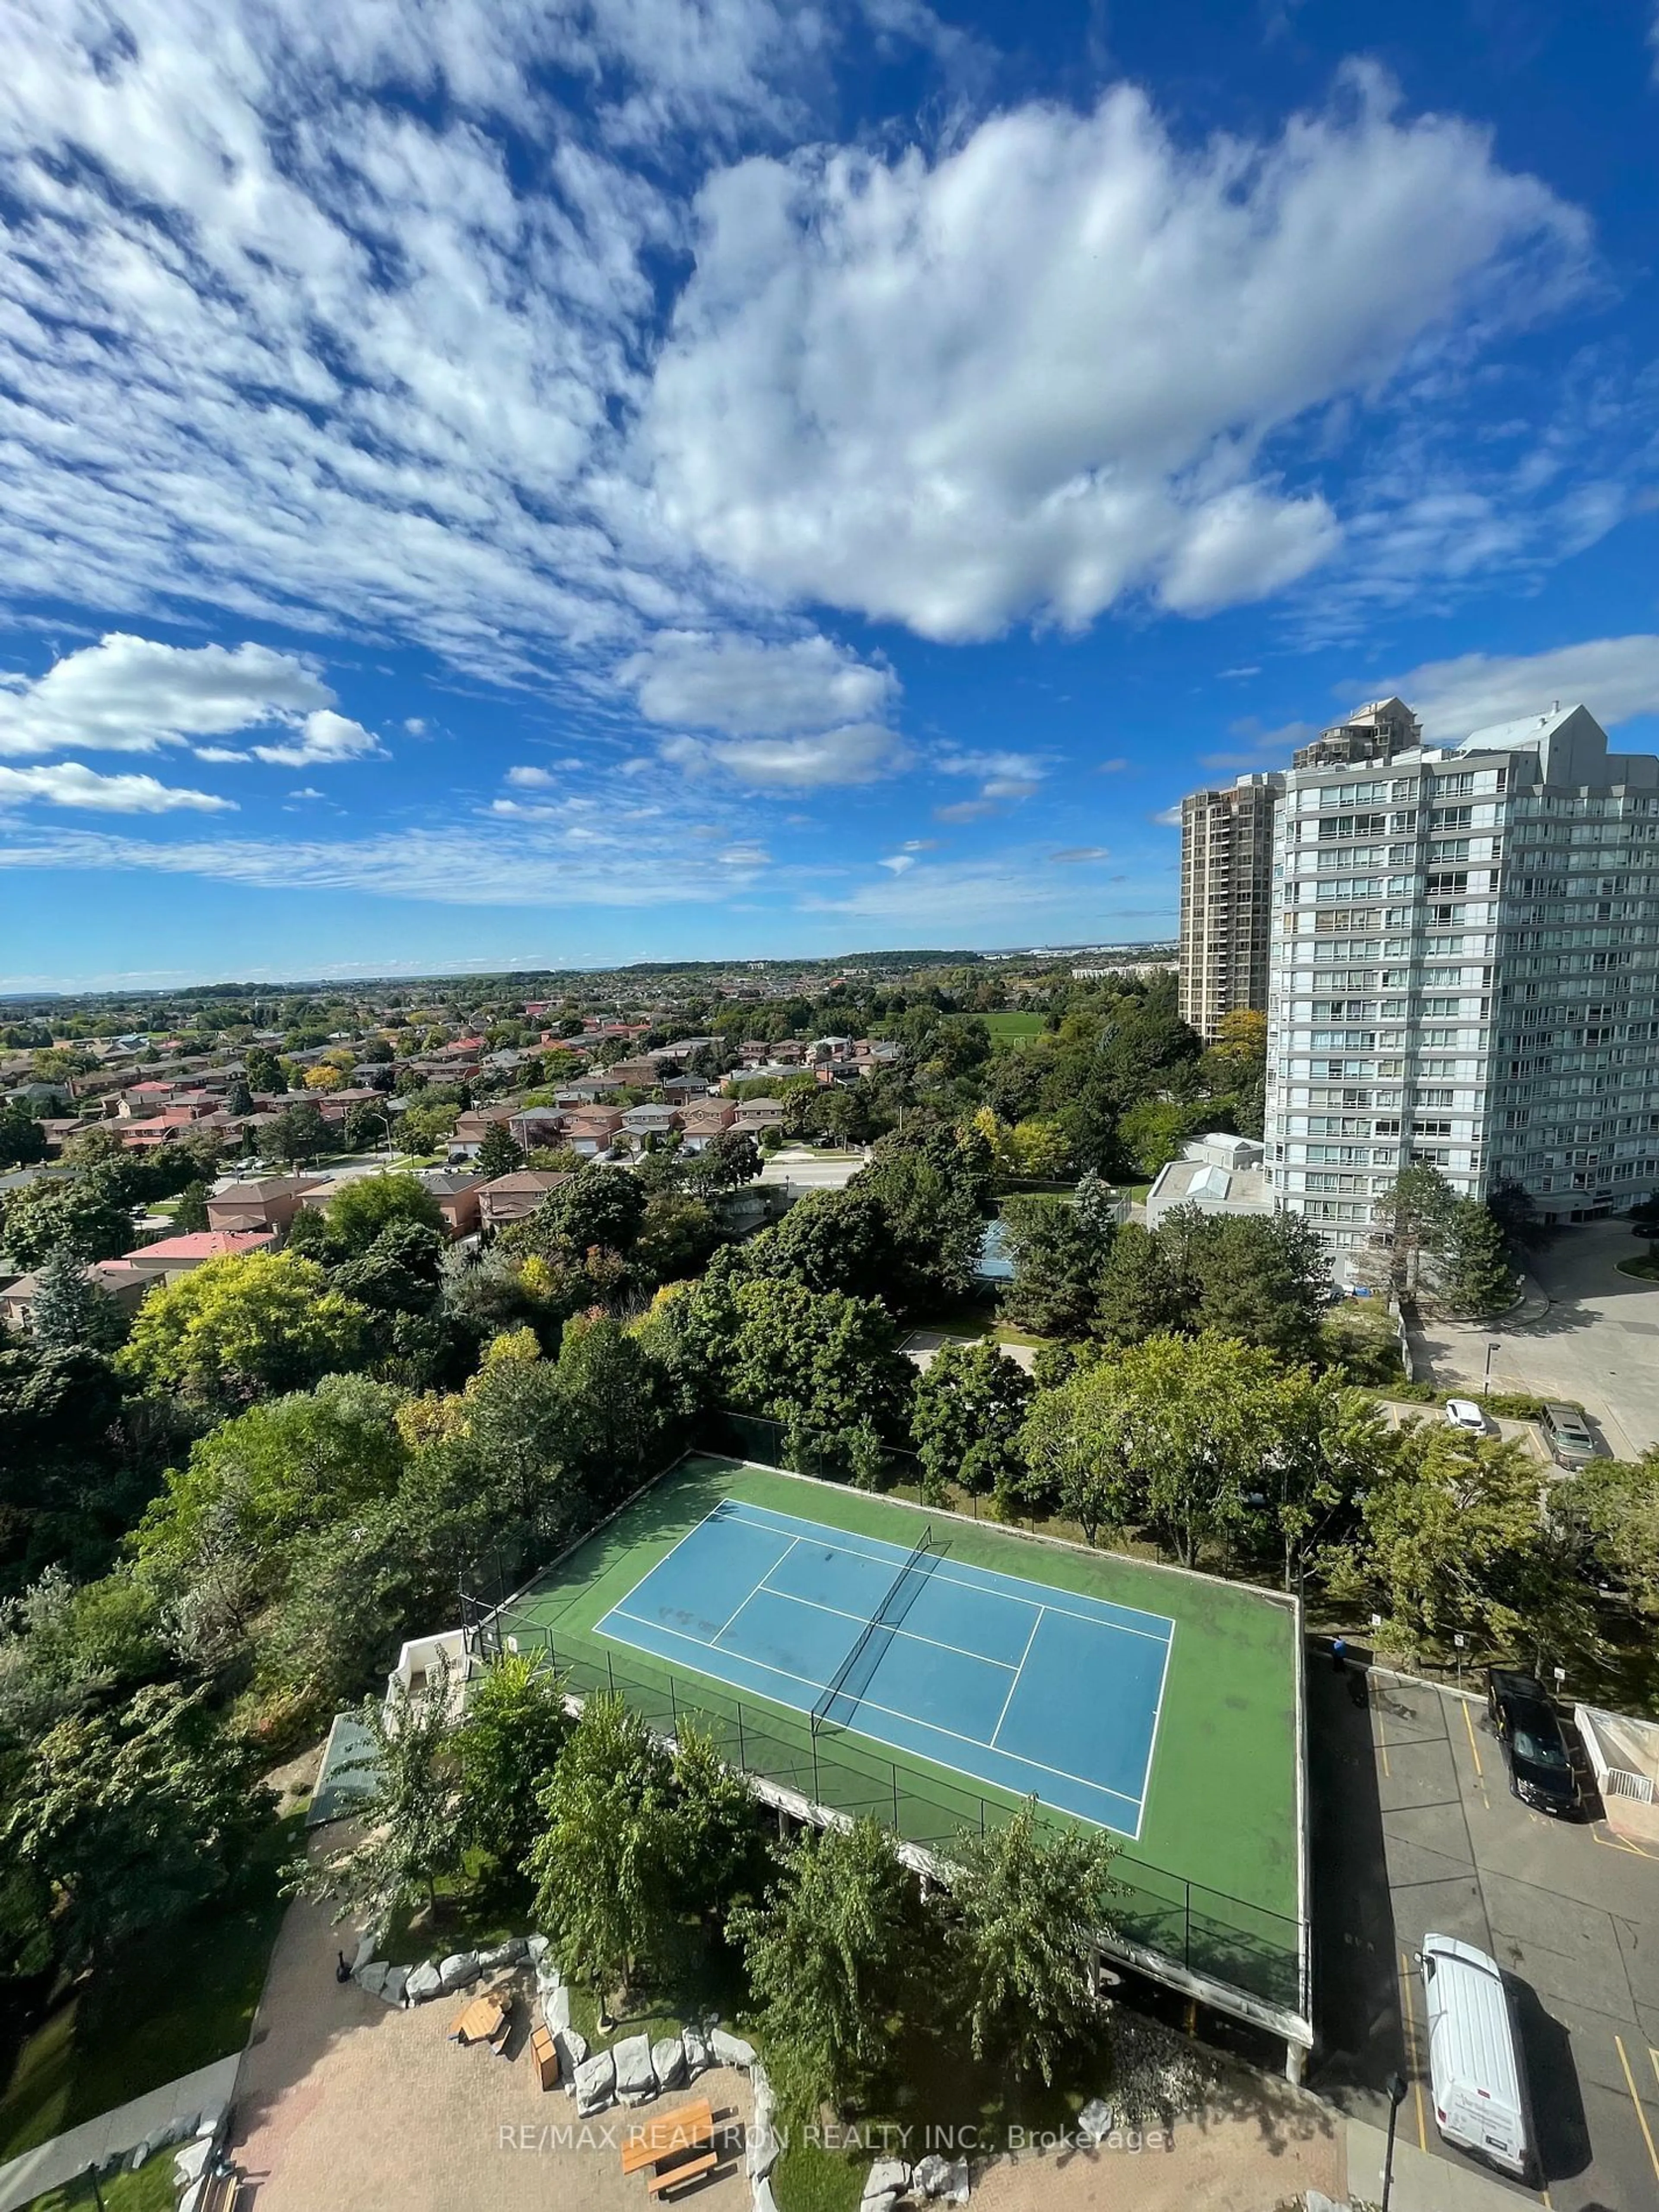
[{"x1": 2, "y1": 0, "x2": 1659, "y2": 990}]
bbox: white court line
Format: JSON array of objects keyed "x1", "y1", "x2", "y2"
[
  {"x1": 743, "y1": 1579, "x2": 1018, "y2": 1675},
  {"x1": 601, "y1": 1602, "x2": 1144, "y2": 1820},
  {"x1": 714, "y1": 1535, "x2": 803, "y2": 1647},
  {"x1": 988, "y1": 1605, "x2": 1045, "y2": 1750},
  {"x1": 718, "y1": 1497, "x2": 1173, "y2": 1645}
]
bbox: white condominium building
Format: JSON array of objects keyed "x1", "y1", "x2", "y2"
[{"x1": 1264, "y1": 704, "x2": 1659, "y2": 1252}]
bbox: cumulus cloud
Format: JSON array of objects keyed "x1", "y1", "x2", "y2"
[
  {"x1": 879, "y1": 853, "x2": 915, "y2": 873},
  {"x1": 250, "y1": 710, "x2": 387, "y2": 767},
  {"x1": 0, "y1": 761, "x2": 234, "y2": 813},
  {"x1": 0, "y1": 635, "x2": 331, "y2": 757},
  {"x1": 937, "y1": 749, "x2": 1048, "y2": 801},
  {"x1": 506, "y1": 764, "x2": 558, "y2": 788},
  {"x1": 660, "y1": 722, "x2": 908, "y2": 787},
  {"x1": 1374, "y1": 636, "x2": 1659, "y2": 741},
  {"x1": 646, "y1": 65, "x2": 1585, "y2": 639},
  {"x1": 620, "y1": 631, "x2": 896, "y2": 737},
  {"x1": 1049, "y1": 845, "x2": 1109, "y2": 863}
]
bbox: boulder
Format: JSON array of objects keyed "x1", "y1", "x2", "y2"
[
  {"x1": 574, "y1": 2050, "x2": 616, "y2": 2117},
  {"x1": 746, "y1": 2122, "x2": 780, "y2": 2182},
  {"x1": 681, "y1": 2024, "x2": 712, "y2": 2078},
  {"x1": 652, "y1": 2035, "x2": 687, "y2": 2092},
  {"x1": 912, "y1": 2155, "x2": 953, "y2": 2198},
  {"x1": 352, "y1": 1931, "x2": 378, "y2": 1974},
  {"x1": 174, "y1": 2138, "x2": 213, "y2": 2189},
  {"x1": 752, "y1": 2180, "x2": 779, "y2": 2212},
  {"x1": 126, "y1": 2138, "x2": 151, "y2": 2172},
  {"x1": 542, "y1": 1983, "x2": 571, "y2": 2032},
  {"x1": 405, "y1": 1961, "x2": 442, "y2": 2005},
  {"x1": 178, "y1": 2182, "x2": 209, "y2": 2212},
  {"x1": 438, "y1": 1951, "x2": 480, "y2": 1993},
  {"x1": 864, "y1": 2159, "x2": 909, "y2": 2202},
  {"x1": 156, "y1": 2114, "x2": 196, "y2": 2149},
  {"x1": 711, "y1": 2028, "x2": 756, "y2": 2070},
  {"x1": 197, "y1": 2103, "x2": 229, "y2": 2143},
  {"x1": 859, "y1": 2192, "x2": 899, "y2": 2212},
  {"x1": 554, "y1": 2026, "x2": 588, "y2": 2089},
  {"x1": 613, "y1": 2032, "x2": 657, "y2": 2104},
  {"x1": 381, "y1": 1965, "x2": 410, "y2": 2008},
  {"x1": 941, "y1": 2160, "x2": 969, "y2": 2205},
  {"x1": 354, "y1": 1960, "x2": 389, "y2": 1998},
  {"x1": 1077, "y1": 2098, "x2": 1113, "y2": 2147},
  {"x1": 525, "y1": 1933, "x2": 551, "y2": 1962},
  {"x1": 479, "y1": 1938, "x2": 527, "y2": 1969}
]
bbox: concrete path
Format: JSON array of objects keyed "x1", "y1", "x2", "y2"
[
  {"x1": 0, "y1": 2052, "x2": 239, "y2": 2212},
  {"x1": 1347, "y1": 2115, "x2": 1541, "y2": 2210}
]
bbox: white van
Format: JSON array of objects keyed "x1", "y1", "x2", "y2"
[{"x1": 1417, "y1": 1934, "x2": 1534, "y2": 2181}]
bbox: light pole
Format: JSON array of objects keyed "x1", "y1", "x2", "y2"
[
  {"x1": 83, "y1": 2162, "x2": 107, "y2": 2212},
  {"x1": 1380, "y1": 2071, "x2": 1408, "y2": 2211},
  {"x1": 1484, "y1": 1338, "x2": 1500, "y2": 1391}
]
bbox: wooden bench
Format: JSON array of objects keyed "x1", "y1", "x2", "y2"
[
  {"x1": 646, "y1": 2149, "x2": 719, "y2": 2196},
  {"x1": 449, "y1": 1990, "x2": 510, "y2": 2046},
  {"x1": 620, "y1": 2099, "x2": 715, "y2": 2178},
  {"x1": 530, "y1": 2024, "x2": 560, "y2": 2090}
]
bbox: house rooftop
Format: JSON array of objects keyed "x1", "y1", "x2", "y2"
[{"x1": 128, "y1": 1230, "x2": 276, "y2": 1262}]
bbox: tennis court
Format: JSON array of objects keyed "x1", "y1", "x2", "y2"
[{"x1": 597, "y1": 1497, "x2": 1173, "y2": 1834}]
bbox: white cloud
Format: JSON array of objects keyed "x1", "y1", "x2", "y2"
[
  {"x1": 0, "y1": 634, "x2": 331, "y2": 757},
  {"x1": 879, "y1": 853, "x2": 915, "y2": 873},
  {"x1": 660, "y1": 721, "x2": 908, "y2": 787},
  {"x1": 404, "y1": 718, "x2": 428, "y2": 736},
  {"x1": 1153, "y1": 803, "x2": 1183, "y2": 826},
  {"x1": 937, "y1": 748, "x2": 1048, "y2": 801},
  {"x1": 1049, "y1": 845, "x2": 1109, "y2": 863},
  {"x1": 506, "y1": 764, "x2": 558, "y2": 788},
  {"x1": 250, "y1": 710, "x2": 387, "y2": 767},
  {"x1": 1374, "y1": 638, "x2": 1659, "y2": 741},
  {"x1": 646, "y1": 64, "x2": 1585, "y2": 639},
  {"x1": 0, "y1": 761, "x2": 234, "y2": 813},
  {"x1": 620, "y1": 631, "x2": 897, "y2": 737},
  {"x1": 288, "y1": 786, "x2": 325, "y2": 799}
]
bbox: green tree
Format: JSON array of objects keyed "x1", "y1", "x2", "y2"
[
  {"x1": 744, "y1": 1189, "x2": 891, "y2": 1300},
  {"x1": 670, "y1": 1721, "x2": 764, "y2": 1929},
  {"x1": 1367, "y1": 1163, "x2": 1457, "y2": 1298},
  {"x1": 267, "y1": 1099, "x2": 330, "y2": 1166},
  {"x1": 173, "y1": 1179, "x2": 211, "y2": 1234},
  {"x1": 311, "y1": 1654, "x2": 464, "y2": 1925},
  {"x1": 3, "y1": 1681, "x2": 270, "y2": 1966},
  {"x1": 118, "y1": 1251, "x2": 371, "y2": 1405},
  {"x1": 1559, "y1": 1449, "x2": 1659, "y2": 1616},
  {"x1": 0, "y1": 1101, "x2": 47, "y2": 1170},
  {"x1": 1, "y1": 1169, "x2": 135, "y2": 1271},
  {"x1": 1093, "y1": 1221, "x2": 1185, "y2": 1345},
  {"x1": 1180, "y1": 1208, "x2": 1330, "y2": 1360},
  {"x1": 909, "y1": 1340, "x2": 1032, "y2": 1505},
  {"x1": 25, "y1": 1242, "x2": 128, "y2": 1354},
  {"x1": 733, "y1": 1817, "x2": 913, "y2": 2123},
  {"x1": 507, "y1": 1164, "x2": 646, "y2": 1260},
  {"x1": 945, "y1": 1801, "x2": 1118, "y2": 2085},
  {"x1": 999, "y1": 1195, "x2": 1111, "y2": 1338},
  {"x1": 528, "y1": 1694, "x2": 680, "y2": 2019},
  {"x1": 1323, "y1": 1422, "x2": 1594, "y2": 1664},
  {"x1": 243, "y1": 1046, "x2": 284, "y2": 1094},
  {"x1": 325, "y1": 1171, "x2": 445, "y2": 1256},
  {"x1": 1437, "y1": 1199, "x2": 1517, "y2": 1319},
  {"x1": 474, "y1": 1122, "x2": 525, "y2": 1179},
  {"x1": 685, "y1": 1128, "x2": 761, "y2": 1194},
  {"x1": 630, "y1": 1191, "x2": 719, "y2": 1287},
  {"x1": 453, "y1": 1650, "x2": 571, "y2": 1875},
  {"x1": 225, "y1": 1077, "x2": 256, "y2": 1119}
]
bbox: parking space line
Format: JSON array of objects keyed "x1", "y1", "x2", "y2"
[
  {"x1": 1376, "y1": 1698, "x2": 1390, "y2": 1779},
  {"x1": 1615, "y1": 2034, "x2": 1659, "y2": 2185},
  {"x1": 1461, "y1": 1697, "x2": 1484, "y2": 1779},
  {"x1": 1398, "y1": 1950, "x2": 1428, "y2": 2152}
]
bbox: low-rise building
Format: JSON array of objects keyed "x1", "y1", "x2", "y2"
[
  {"x1": 477, "y1": 1169, "x2": 571, "y2": 1231},
  {"x1": 121, "y1": 1228, "x2": 277, "y2": 1282},
  {"x1": 420, "y1": 1169, "x2": 488, "y2": 1238},
  {"x1": 0, "y1": 1259, "x2": 153, "y2": 1329},
  {"x1": 205, "y1": 1175, "x2": 327, "y2": 1233},
  {"x1": 678, "y1": 1101, "x2": 737, "y2": 1153},
  {"x1": 1144, "y1": 1134, "x2": 1272, "y2": 1227}
]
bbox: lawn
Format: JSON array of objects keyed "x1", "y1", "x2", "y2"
[
  {"x1": 499, "y1": 1457, "x2": 1303, "y2": 2015},
  {"x1": 19, "y1": 2164, "x2": 175, "y2": 2212},
  {"x1": 0, "y1": 1815, "x2": 301, "y2": 2164},
  {"x1": 979, "y1": 1011, "x2": 1047, "y2": 1043}
]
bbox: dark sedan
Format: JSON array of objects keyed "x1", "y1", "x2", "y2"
[{"x1": 1486, "y1": 1668, "x2": 1583, "y2": 1817}]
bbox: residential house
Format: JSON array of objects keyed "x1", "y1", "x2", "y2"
[
  {"x1": 120, "y1": 1229, "x2": 276, "y2": 1284},
  {"x1": 206, "y1": 1175, "x2": 327, "y2": 1233},
  {"x1": 452, "y1": 1104, "x2": 518, "y2": 1148},
  {"x1": 620, "y1": 1103, "x2": 680, "y2": 1143},
  {"x1": 605, "y1": 1055, "x2": 669, "y2": 1087},
  {"x1": 419, "y1": 1169, "x2": 487, "y2": 1238},
  {"x1": 555, "y1": 1076, "x2": 626, "y2": 1105},
  {"x1": 478, "y1": 1170, "x2": 570, "y2": 1231},
  {"x1": 0, "y1": 1260, "x2": 152, "y2": 1330},
  {"x1": 660, "y1": 1074, "x2": 715, "y2": 1103},
  {"x1": 561, "y1": 1108, "x2": 623, "y2": 1158},
  {"x1": 678, "y1": 1101, "x2": 737, "y2": 1154},
  {"x1": 508, "y1": 1108, "x2": 569, "y2": 1153},
  {"x1": 732, "y1": 1098, "x2": 785, "y2": 1135}
]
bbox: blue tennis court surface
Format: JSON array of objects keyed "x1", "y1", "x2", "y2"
[{"x1": 595, "y1": 1497, "x2": 1174, "y2": 1834}]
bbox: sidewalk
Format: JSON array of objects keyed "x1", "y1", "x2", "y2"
[
  {"x1": 1347, "y1": 2117, "x2": 1539, "y2": 2212},
  {"x1": 0, "y1": 2053, "x2": 240, "y2": 2212}
]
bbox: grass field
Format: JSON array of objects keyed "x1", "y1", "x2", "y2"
[
  {"x1": 979, "y1": 1011, "x2": 1047, "y2": 1042},
  {"x1": 498, "y1": 1458, "x2": 1303, "y2": 2013}
]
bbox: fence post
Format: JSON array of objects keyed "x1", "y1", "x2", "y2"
[
  {"x1": 607, "y1": 1651, "x2": 615, "y2": 1694},
  {"x1": 892, "y1": 1765, "x2": 900, "y2": 1831},
  {"x1": 669, "y1": 1678, "x2": 677, "y2": 1732},
  {"x1": 811, "y1": 1733, "x2": 820, "y2": 1805},
  {"x1": 1183, "y1": 1882, "x2": 1192, "y2": 1970},
  {"x1": 737, "y1": 1704, "x2": 747, "y2": 1772}
]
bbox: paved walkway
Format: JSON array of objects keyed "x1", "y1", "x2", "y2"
[{"x1": 0, "y1": 2053, "x2": 240, "y2": 2212}]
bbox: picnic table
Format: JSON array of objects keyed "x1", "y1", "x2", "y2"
[
  {"x1": 449, "y1": 1988, "x2": 512, "y2": 2051},
  {"x1": 619, "y1": 2098, "x2": 719, "y2": 2194}
]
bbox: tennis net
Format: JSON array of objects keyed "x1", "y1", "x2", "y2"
[{"x1": 810, "y1": 1521, "x2": 938, "y2": 1736}]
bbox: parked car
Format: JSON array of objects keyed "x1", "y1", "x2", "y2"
[
  {"x1": 1539, "y1": 1402, "x2": 1604, "y2": 1469},
  {"x1": 1444, "y1": 1398, "x2": 1487, "y2": 1435},
  {"x1": 1486, "y1": 1668, "x2": 1582, "y2": 1817}
]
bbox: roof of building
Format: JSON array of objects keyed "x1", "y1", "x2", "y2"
[{"x1": 127, "y1": 1230, "x2": 276, "y2": 1261}]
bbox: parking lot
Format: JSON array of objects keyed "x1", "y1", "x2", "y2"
[
  {"x1": 1310, "y1": 1659, "x2": 1659, "y2": 2211},
  {"x1": 1413, "y1": 1220, "x2": 1659, "y2": 1459}
]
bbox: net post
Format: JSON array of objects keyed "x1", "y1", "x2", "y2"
[{"x1": 607, "y1": 1651, "x2": 615, "y2": 1694}]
